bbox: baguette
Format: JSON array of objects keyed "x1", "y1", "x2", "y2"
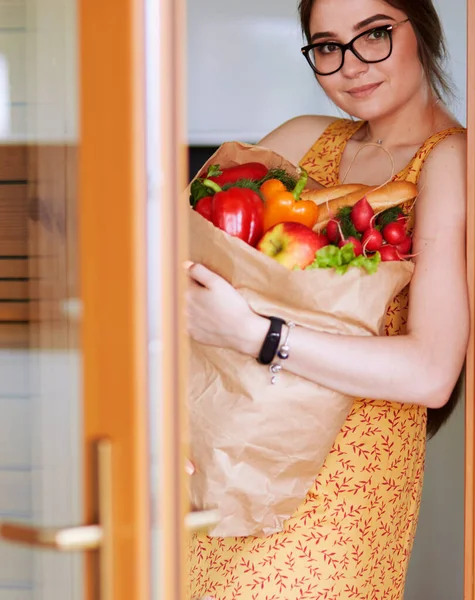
[
  {"x1": 312, "y1": 181, "x2": 418, "y2": 230},
  {"x1": 300, "y1": 183, "x2": 369, "y2": 206}
]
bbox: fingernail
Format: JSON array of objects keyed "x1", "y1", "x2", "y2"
[{"x1": 185, "y1": 458, "x2": 196, "y2": 475}]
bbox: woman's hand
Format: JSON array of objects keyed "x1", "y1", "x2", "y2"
[{"x1": 185, "y1": 263, "x2": 268, "y2": 357}]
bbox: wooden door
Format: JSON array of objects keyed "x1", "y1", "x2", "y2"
[
  {"x1": 0, "y1": 0, "x2": 191, "y2": 598},
  {"x1": 466, "y1": 0, "x2": 475, "y2": 597}
]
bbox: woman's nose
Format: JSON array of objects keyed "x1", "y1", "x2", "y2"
[{"x1": 340, "y1": 49, "x2": 369, "y2": 78}]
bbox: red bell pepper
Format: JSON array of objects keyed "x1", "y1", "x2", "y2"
[
  {"x1": 201, "y1": 162, "x2": 269, "y2": 187},
  {"x1": 195, "y1": 180, "x2": 264, "y2": 247},
  {"x1": 195, "y1": 195, "x2": 213, "y2": 221}
]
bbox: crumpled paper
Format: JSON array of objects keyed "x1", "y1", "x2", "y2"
[{"x1": 187, "y1": 142, "x2": 414, "y2": 537}]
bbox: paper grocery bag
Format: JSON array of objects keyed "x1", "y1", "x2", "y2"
[{"x1": 187, "y1": 142, "x2": 415, "y2": 537}]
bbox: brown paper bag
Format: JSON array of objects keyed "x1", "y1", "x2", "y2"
[{"x1": 188, "y1": 142, "x2": 414, "y2": 537}]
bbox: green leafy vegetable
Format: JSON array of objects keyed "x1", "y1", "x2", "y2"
[
  {"x1": 189, "y1": 164, "x2": 223, "y2": 207},
  {"x1": 206, "y1": 164, "x2": 222, "y2": 178},
  {"x1": 340, "y1": 243, "x2": 356, "y2": 265},
  {"x1": 337, "y1": 206, "x2": 360, "y2": 240},
  {"x1": 190, "y1": 179, "x2": 212, "y2": 207},
  {"x1": 313, "y1": 244, "x2": 343, "y2": 268},
  {"x1": 376, "y1": 206, "x2": 404, "y2": 228},
  {"x1": 222, "y1": 178, "x2": 263, "y2": 200},
  {"x1": 306, "y1": 243, "x2": 381, "y2": 275}
]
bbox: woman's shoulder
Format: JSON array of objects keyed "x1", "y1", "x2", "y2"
[
  {"x1": 419, "y1": 127, "x2": 466, "y2": 178},
  {"x1": 416, "y1": 129, "x2": 466, "y2": 213},
  {"x1": 403, "y1": 121, "x2": 466, "y2": 187},
  {"x1": 257, "y1": 115, "x2": 339, "y2": 165},
  {"x1": 418, "y1": 109, "x2": 466, "y2": 165}
]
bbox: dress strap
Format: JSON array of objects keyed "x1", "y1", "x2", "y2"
[
  {"x1": 300, "y1": 118, "x2": 365, "y2": 187},
  {"x1": 397, "y1": 126, "x2": 466, "y2": 184}
]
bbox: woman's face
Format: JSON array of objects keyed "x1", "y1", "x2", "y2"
[{"x1": 308, "y1": 0, "x2": 422, "y2": 121}]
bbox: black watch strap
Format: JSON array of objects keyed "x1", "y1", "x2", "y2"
[{"x1": 257, "y1": 317, "x2": 286, "y2": 365}]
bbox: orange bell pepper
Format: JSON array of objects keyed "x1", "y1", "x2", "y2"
[{"x1": 260, "y1": 168, "x2": 319, "y2": 232}]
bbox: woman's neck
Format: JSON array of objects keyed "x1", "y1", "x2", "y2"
[{"x1": 364, "y1": 89, "x2": 451, "y2": 148}]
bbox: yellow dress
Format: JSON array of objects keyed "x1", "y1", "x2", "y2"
[{"x1": 188, "y1": 118, "x2": 466, "y2": 600}]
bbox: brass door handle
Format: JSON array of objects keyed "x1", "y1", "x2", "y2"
[
  {"x1": 185, "y1": 461, "x2": 220, "y2": 533},
  {"x1": 0, "y1": 522, "x2": 103, "y2": 551},
  {"x1": 0, "y1": 440, "x2": 113, "y2": 600},
  {"x1": 185, "y1": 509, "x2": 220, "y2": 533}
]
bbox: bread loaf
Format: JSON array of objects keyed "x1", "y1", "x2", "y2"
[
  {"x1": 300, "y1": 184, "x2": 369, "y2": 206},
  {"x1": 306, "y1": 181, "x2": 418, "y2": 230}
]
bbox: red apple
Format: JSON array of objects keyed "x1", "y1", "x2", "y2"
[{"x1": 257, "y1": 222, "x2": 329, "y2": 269}]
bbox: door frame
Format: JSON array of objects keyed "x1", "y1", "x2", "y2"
[
  {"x1": 79, "y1": 0, "x2": 189, "y2": 597},
  {"x1": 466, "y1": 0, "x2": 475, "y2": 595},
  {"x1": 79, "y1": 0, "x2": 150, "y2": 597}
]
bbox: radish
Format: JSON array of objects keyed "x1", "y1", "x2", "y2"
[
  {"x1": 316, "y1": 233, "x2": 330, "y2": 249},
  {"x1": 396, "y1": 213, "x2": 407, "y2": 226},
  {"x1": 380, "y1": 245, "x2": 401, "y2": 262},
  {"x1": 396, "y1": 235, "x2": 412, "y2": 256},
  {"x1": 339, "y1": 236, "x2": 363, "y2": 257},
  {"x1": 361, "y1": 227, "x2": 383, "y2": 252},
  {"x1": 351, "y1": 197, "x2": 374, "y2": 232},
  {"x1": 326, "y1": 219, "x2": 341, "y2": 243},
  {"x1": 382, "y1": 221, "x2": 406, "y2": 245}
]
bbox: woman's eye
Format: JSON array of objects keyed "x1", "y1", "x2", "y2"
[
  {"x1": 367, "y1": 28, "x2": 389, "y2": 41},
  {"x1": 316, "y1": 43, "x2": 340, "y2": 55}
]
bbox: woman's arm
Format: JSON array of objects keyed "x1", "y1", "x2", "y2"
[{"x1": 187, "y1": 134, "x2": 469, "y2": 409}]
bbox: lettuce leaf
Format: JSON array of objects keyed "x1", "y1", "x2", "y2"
[{"x1": 306, "y1": 244, "x2": 381, "y2": 275}]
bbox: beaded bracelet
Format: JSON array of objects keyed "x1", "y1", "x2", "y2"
[{"x1": 269, "y1": 321, "x2": 295, "y2": 385}]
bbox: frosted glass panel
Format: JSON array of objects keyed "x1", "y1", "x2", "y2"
[{"x1": 0, "y1": 0, "x2": 80, "y2": 599}]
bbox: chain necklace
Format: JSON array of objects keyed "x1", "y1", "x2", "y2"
[
  {"x1": 364, "y1": 122, "x2": 383, "y2": 145},
  {"x1": 364, "y1": 98, "x2": 443, "y2": 146}
]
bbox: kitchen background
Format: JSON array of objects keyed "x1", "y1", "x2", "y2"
[{"x1": 186, "y1": 1, "x2": 467, "y2": 599}]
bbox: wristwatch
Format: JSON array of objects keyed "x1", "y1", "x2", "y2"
[{"x1": 256, "y1": 317, "x2": 286, "y2": 365}]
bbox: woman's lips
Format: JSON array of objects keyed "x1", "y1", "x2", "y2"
[{"x1": 346, "y1": 82, "x2": 382, "y2": 99}]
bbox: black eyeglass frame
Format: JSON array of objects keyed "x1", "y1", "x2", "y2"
[{"x1": 301, "y1": 18, "x2": 410, "y2": 76}]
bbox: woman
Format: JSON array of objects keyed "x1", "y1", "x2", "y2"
[{"x1": 187, "y1": 0, "x2": 469, "y2": 597}]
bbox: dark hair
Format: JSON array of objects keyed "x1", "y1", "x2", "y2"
[
  {"x1": 298, "y1": 0, "x2": 461, "y2": 438},
  {"x1": 426, "y1": 367, "x2": 465, "y2": 439},
  {"x1": 298, "y1": 0, "x2": 452, "y2": 100}
]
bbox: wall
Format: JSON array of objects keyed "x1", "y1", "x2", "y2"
[
  {"x1": 0, "y1": 4, "x2": 33, "y2": 598},
  {"x1": 405, "y1": 386, "x2": 465, "y2": 600},
  {"x1": 187, "y1": 1, "x2": 467, "y2": 598},
  {"x1": 187, "y1": 0, "x2": 336, "y2": 145},
  {"x1": 0, "y1": 350, "x2": 32, "y2": 600},
  {"x1": 187, "y1": 0, "x2": 466, "y2": 145}
]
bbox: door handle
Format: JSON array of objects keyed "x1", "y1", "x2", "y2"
[
  {"x1": 0, "y1": 440, "x2": 113, "y2": 600},
  {"x1": 184, "y1": 459, "x2": 220, "y2": 533},
  {"x1": 1, "y1": 508, "x2": 221, "y2": 545},
  {"x1": 0, "y1": 523, "x2": 102, "y2": 551},
  {"x1": 185, "y1": 509, "x2": 220, "y2": 533}
]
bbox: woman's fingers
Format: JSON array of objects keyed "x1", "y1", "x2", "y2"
[{"x1": 187, "y1": 263, "x2": 220, "y2": 289}]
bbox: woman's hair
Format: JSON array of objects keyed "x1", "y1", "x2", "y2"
[
  {"x1": 298, "y1": 0, "x2": 452, "y2": 101},
  {"x1": 298, "y1": 0, "x2": 461, "y2": 439},
  {"x1": 426, "y1": 367, "x2": 464, "y2": 439}
]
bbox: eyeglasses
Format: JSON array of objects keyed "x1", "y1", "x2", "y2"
[{"x1": 301, "y1": 18, "x2": 410, "y2": 76}]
